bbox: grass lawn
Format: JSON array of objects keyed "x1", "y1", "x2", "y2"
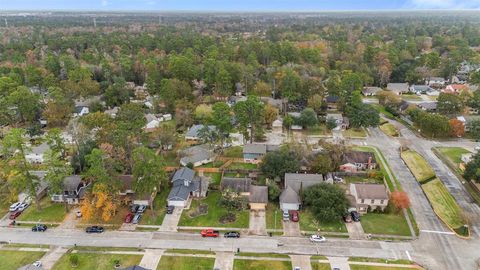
[
  {"x1": 223, "y1": 172, "x2": 248, "y2": 178},
  {"x1": 422, "y1": 178, "x2": 466, "y2": 233},
  {"x1": 157, "y1": 256, "x2": 215, "y2": 270},
  {"x1": 223, "y1": 146, "x2": 244, "y2": 158},
  {"x1": 344, "y1": 176, "x2": 383, "y2": 185},
  {"x1": 204, "y1": 172, "x2": 222, "y2": 185},
  {"x1": 305, "y1": 125, "x2": 332, "y2": 136},
  {"x1": 266, "y1": 203, "x2": 283, "y2": 230},
  {"x1": 227, "y1": 162, "x2": 258, "y2": 170},
  {"x1": 348, "y1": 257, "x2": 413, "y2": 265},
  {"x1": 198, "y1": 160, "x2": 225, "y2": 168},
  {"x1": 360, "y1": 213, "x2": 411, "y2": 236},
  {"x1": 299, "y1": 209, "x2": 347, "y2": 233},
  {"x1": 139, "y1": 188, "x2": 169, "y2": 225},
  {"x1": 179, "y1": 191, "x2": 249, "y2": 228},
  {"x1": 17, "y1": 198, "x2": 67, "y2": 223},
  {"x1": 0, "y1": 250, "x2": 45, "y2": 270},
  {"x1": 311, "y1": 262, "x2": 332, "y2": 270},
  {"x1": 162, "y1": 151, "x2": 179, "y2": 166},
  {"x1": 350, "y1": 266, "x2": 410, "y2": 270},
  {"x1": 436, "y1": 147, "x2": 470, "y2": 164},
  {"x1": 400, "y1": 150, "x2": 436, "y2": 183},
  {"x1": 237, "y1": 253, "x2": 290, "y2": 258},
  {"x1": 372, "y1": 104, "x2": 395, "y2": 119},
  {"x1": 379, "y1": 123, "x2": 399, "y2": 137},
  {"x1": 165, "y1": 249, "x2": 215, "y2": 255},
  {"x1": 52, "y1": 253, "x2": 142, "y2": 270},
  {"x1": 233, "y1": 259, "x2": 292, "y2": 270},
  {"x1": 342, "y1": 128, "x2": 367, "y2": 138}
]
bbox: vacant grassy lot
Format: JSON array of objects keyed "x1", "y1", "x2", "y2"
[
  {"x1": 139, "y1": 188, "x2": 169, "y2": 225},
  {"x1": 179, "y1": 191, "x2": 249, "y2": 228},
  {"x1": 379, "y1": 123, "x2": 399, "y2": 137},
  {"x1": 422, "y1": 178, "x2": 466, "y2": 233},
  {"x1": 266, "y1": 203, "x2": 283, "y2": 230},
  {"x1": 0, "y1": 250, "x2": 45, "y2": 270},
  {"x1": 17, "y1": 198, "x2": 67, "y2": 222},
  {"x1": 400, "y1": 150, "x2": 436, "y2": 183},
  {"x1": 157, "y1": 256, "x2": 215, "y2": 270},
  {"x1": 342, "y1": 128, "x2": 367, "y2": 138},
  {"x1": 311, "y1": 262, "x2": 332, "y2": 270},
  {"x1": 360, "y1": 213, "x2": 411, "y2": 236},
  {"x1": 233, "y1": 259, "x2": 292, "y2": 270},
  {"x1": 299, "y1": 208, "x2": 347, "y2": 232},
  {"x1": 52, "y1": 253, "x2": 142, "y2": 270}
]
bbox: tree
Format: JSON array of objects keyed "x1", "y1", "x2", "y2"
[
  {"x1": 411, "y1": 110, "x2": 452, "y2": 138},
  {"x1": 308, "y1": 94, "x2": 324, "y2": 114},
  {"x1": 303, "y1": 183, "x2": 349, "y2": 222},
  {"x1": 252, "y1": 81, "x2": 271, "y2": 96},
  {"x1": 44, "y1": 149, "x2": 72, "y2": 212},
  {"x1": 7, "y1": 86, "x2": 41, "y2": 123},
  {"x1": 310, "y1": 153, "x2": 333, "y2": 175},
  {"x1": 211, "y1": 102, "x2": 233, "y2": 135},
  {"x1": 347, "y1": 104, "x2": 380, "y2": 128},
  {"x1": 326, "y1": 118, "x2": 337, "y2": 130},
  {"x1": 464, "y1": 153, "x2": 480, "y2": 183},
  {"x1": 264, "y1": 103, "x2": 279, "y2": 128},
  {"x1": 194, "y1": 104, "x2": 213, "y2": 123},
  {"x1": 234, "y1": 96, "x2": 265, "y2": 143},
  {"x1": 390, "y1": 191, "x2": 411, "y2": 212},
  {"x1": 160, "y1": 79, "x2": 193, "y2": 112},
  {"x1": 297, "y1": 108, "x2": 318, "y2": 129},
  {"x1": 104, "y1": 77, "x2": 130, "y2": 107},
  {"x1": 468, "y1": 90, "x2": 480, "y2": 112},
  {"x1": 267, "y1": 180, "x2": 281, "y2": 201},
  {"x1": 449, "y1": 119, "x2": 465, "y2": 138},
  {"x1": 437, "y1": 93, "x2": 464, "y2": 115},
  {"x1": 467, "y1": 119, "x2": 480, "y2": 141},
  {"x1": 260, "y1": 149, "x2": 301, "y2": 180}
]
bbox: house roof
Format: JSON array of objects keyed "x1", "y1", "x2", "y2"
[
  {"x1": 352, "y1": 183, "x2": 389, "y2": 200},
  {"x1": 362, "y1": 87, "x2": 382, "y2": 95},
  {"x1": 284, "y1": 173, "x2": 324, "y2": 194},
  {"x1": 117, "y1": 175, "x2": 135, "y2": 191},
  {"x1": 418, "y1": 102, "x2": 437, "y2": 111},
  {"x1": 172, "y1": 167, "x2": 195, "y2": 183},
  {"x1": 145, "y1": 113, "x2": 158, "y2": 123},
  {"x1": 249, "y1": 185, "x2": 268, "y2": 204},
  {"x1": 280, "y1": 186, "x2": 300, "y2": 204},
  {"x1": 221, "y1": 177, "x2": 252, "y2": 193},
  {"x1": 180, "y1": 145, "x2": 214, "y2": 165},
  {"x1": 325, "y1": 95, "x2": 340, "y2": 103},
  {"x1": 342, "y1": 151, "x2": 376, "y2": 165},
  {"x1": 168, "y1": 178, "x2": 200, "y2": 201},
  {"x1": 63, "y1": 176, "x2": 82, "y2": 191},
  {"x1": 428, "y1": 77, "x2": 446, "y2": 82},
  {"x1": 74, "y1": 106, "x2": 88, "y2": 114},
  {"x1": 185, "y1": 125, "x2": 216, "y2": 139},
  {"x1": 386, "y1": 83, "x2": 409, "y2": 93},
  {"x1": 29, "y1": 142, "x2": 49, "y2": 155},
  {"x1": 243, "y1": 144, "x2": 267, "y2": 155}
]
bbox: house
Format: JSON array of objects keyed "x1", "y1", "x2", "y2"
[
  {"x1": 144, "y1": 114, "x2": 161, "y2": 132},
  {"x1": 18, "y1": 171, "x2": 49, "y2": 203},
  {"x1": 398, "y1": 100, "x2": 412, "y2": 113},
  {"x1": 326, "y1": 113, "x2": 348, "y2": 130},
  {"x1": 163, "y1": 113, "x2": 172, "y2": 121},
  {"x1": 279, "y1": 186, "x2": 301, "y2": 211},
  {"x1": 272, "y1": 119, "x2": 283, "y2": 133},
  {"x1": 51, "y1": 176, "x2": 90, "y2": 204},
  {"x1": 325, "y1": 95, "x2": 340, "y2": 110},
  {"x1": 243, "y1": 143, "x2": 279, "y2": 163},
  {"x1": 417, "y1": 102, "x2": 437, "y2": 112},
  {"x1": 349, "y1": 183, "x2": 389, "y2": 214},
  {"x1": 25, "y1": 142, "x2": 49, "y2": 164},
  {"x1": 248, "y1": 185, "x2": 268, "y2": 210},
  {"x1": 221, "y1": 177, "x2": 252, "y2": 196},
  {"x1": 362, "y1": 87, "x2": 382, "y2": 96},
  {"x1": 260, "y1": 97, "x2": 285, "y2": 113},
  {"x1": 235, "y1": 82, "x2": 246, "y2": 96},
  {"x1": 287, "y1": 112, "x2": 303, "y2": 130},
  {"x1": 116, "y1": 175, "x2": 156, "y2": 206},
  {"x1": 284, "y1": 173, "x2": 331, "y2": 193},
  {"x1": 73, "y1": 106, "x2": 89, "y2": 117},
  {"x1": 339, "y1": 151, "x2": 377, "y2": 173},
  {"x1": 227, "y1": 96, "x2": 247, "y2": 107},
  {"x1": 185, "y1": 125, "x2": 217, "y2": 141},
  {"x1": 410, "y1": 85, "x2": 436, "y2": 95},
  {"x1": 229, "y1": 133, "x2": 245, "y2": 147},
  {"x1": 461, "y1": 153, "x2": 473, "y2": 164},
  {"x1": 426, "y1": 77, "x2": 446, "y2": 88},
  {"x1": 180, "y1": 144, "x2": 215, "y2": 167},
  {"x1": 386, "y1": 83, "x2": 409, "y2": 95},
  {"x1": 167, "y1": 167, "x2": 207, "y2": 207},
  {"x1": 443, "y1": 84, "x2": 469, "y2": 95},
  {"x1": 105, "y1": 107, "x2": 119, "y2": 118}
]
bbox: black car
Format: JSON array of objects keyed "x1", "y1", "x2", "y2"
[
  {"x1": 32, "y1": 224, "x2": 47, "y2": 232},
  {"x1": 224, "y1": 231, "x2": 240, "y2": 238},
  {"x1": 131, "y1": 204, "x2": 140, "y2": 213},
  {"x1": 85, "y1": 226, "x2": 104, "y2": 233},
  {"x1": 350, "y1": 211, "x2": 361, "y2": 222},
  {"x1": 166, "y1": 205, "x2": 175, "y2": 214}
]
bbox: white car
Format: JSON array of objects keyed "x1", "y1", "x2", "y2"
[
  {"x1": 475, "y1": 145, "x2": 480, "y2": 151},
  {"x1": 18, "y1": 202, "x2": 29, "y2": 212},
  {"x1": 32, "y1": 261, "x2": 42, "y2": 267},
  {"x1": 9, "y1": 202, "x2": 21, "y2": 212},
  {"x1": 309, "y1": 235, "x2": 326, "y2": 242}
]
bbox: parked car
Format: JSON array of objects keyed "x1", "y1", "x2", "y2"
[
  {"x1": 294, "y1": 267, "x2": 301, "y2": 270},
  {"x1": 282, "y1": 211, "x2": 290, "y2": 221},
  {"x1": 201, "y1": 229, "x2": 220, "y2": 237},
  {"x1": 32, "y1": 224, "x2": 47, "y2": 232},
  {"x1": 9, "y1": 202, "x2": 21, "y2": 212},
  {"x1": 350, "y1": 211, "x2": 360, "y2": 222},
  {"x1": 137, "y1": 205, "x2": 147, "y2": 213},
  {"x1": 132, "y1": 213, "x2": 142, "y2": 224},
  {"x1": 166, "y1": 205, "x2": 175, "y2": 214},
  {"x1": 32, "y1": 261, "x2": 42, "y2": 267},
  {"x1": 224, "y1": 231, "x2": 240, "y2": 238},
  {"x1": 343, "y1": 214, "x2": 353, "y2": 223},
  {"x1": 9, "y1": 211, "x2": 21, "y2": 220},
  {"x1": 289, "y1": 210, "x2": 299, "y2": 222},
  {"x1": 125, "y1": 213, "x2": 133, "y2": 223},
  {"x1": 333, "y1": 176, "x2": 344, "y2": 183},
  {"x1": 18, "y1": 202, "x2": 29, "y2": 212},
  {"x1": 75, "y1": 210, "x2": 82, "y2": 218},
  {"x1": 309, "y1": 235, "x2": 326, "y2": 242},
  {"x1": 130, "y1": 204, "x2": 140, "y2": 213},
  {"x1": 85, "y1": 226, "x2": 104, "y2": 233}
]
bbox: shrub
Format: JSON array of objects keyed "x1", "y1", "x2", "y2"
[{"x1": 69, "y1": 254, "x2": 79, "y2": 267}]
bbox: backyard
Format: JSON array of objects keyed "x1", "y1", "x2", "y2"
[
  {"x1": 400, "y1": 150, "x2": 436, "y2": 183},
  {"x1": 299, "y1": 208, "x2": 347, "y2": 233},
  {"x1": 157, "y1": 255, "x2": 215, "y2": 270},
  {"x1": 233, "y1": 259, "x2": 292, "y2": 270},
  {"x1": 379, "y1": 123, "x2": 399, "y2": 137},
  {"x1": 179, "y1": 191, "x2": 249, "y2": 228},
  {"x1": 0, "y1": 250, "x2": 45, "y2": 270},
  {"x1": 17, "y1": 198, "x2": 67, "y2": 223},
  {"x1": 360, "y1": 212, "x2": 411, "y2": 236},
  {"x1": 52, "y1": 253, "x2": 142, "y2": 270},
  {"x1": 226, "y1": 162, "x2": 258, "y2": 170},
  {"x1": 222, "y1": 146, "x2": 243, "y2": 158}
]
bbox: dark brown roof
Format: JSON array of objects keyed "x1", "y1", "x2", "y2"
[
  {"x1": 352, "y1": 183, "x2": 389, "y2": 200},
  {"x1": 221, "y1": 177, "x2": 252, "y2": 193},
  {"x1": 342, "y1": 151, "x2": 376, "y2": 164},
  {"x1": 249, "y1": 185, "x2": 268, "y2": 204},
  {"x1": 117, "y1": 175, "x2": 135, "y2": 191}
]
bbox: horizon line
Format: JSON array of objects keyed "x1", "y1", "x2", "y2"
[{"x1": 1, "y1": 9, "x2": 480, "y2": 13}]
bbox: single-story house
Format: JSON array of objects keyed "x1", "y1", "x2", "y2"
[
  {"x1": 410, "y1": 85, "x2": 436, "y2": 95},
  {"x1": 349, "y1": 183, "x2": 389, "y2": 214},
  {"x1": 362, "y1": 87, "x2": 382, "y2": 96},
  {"x1": 73, "y1": 106, "x2": 89, "y2": 117},
  {"x1": 386, "y1": 83, "x2": 409, "y2": 95},
  {"x1": 221, "y1": 177, "x2": 252, "y2": 196},
  {"x1": 25, "y1": 142, "x2": 49, "y2": 164},
  {"x1": 51, "y1": 175, "x2": 90, "y2": 205},
  {"x1": 325, "y1": 95, "x2": 340, "y2": 110},
  {"x1": 339, "y1": 151, "x2": 377, "y2": 173},
  {"x1": 18, "y1": 171, "x2": 49, "y2": 203},
  {"x1": 426, "y1": 77, "x2": 446, "y2": 87},
  {"x1": 272, "y1": 119, "x2": 283, "y2": 133},
  {"x1": 185, "y1": 125, "x2": 217, "y2": 141},
  {"x1": 167, "y1": 167, "x2": 208, "y2": 207},
  {"x1": 284, "y1": 173, "x2": 331, "y2": 193},
  {"x1": 279, "y1": 186, "x2": 301, "y2": 211},
  {"x1": 443, "y1": 84, "x2": 469, "y2": 95},
  {"x1": 249, "y1": 185, "x2": 268, "y2": 210},
  {"x1": 243, "y1": 143, "x2": 279, "y2": 163},
  {"x1": 144, "y1": 114, "x2": 161, "y2": 132},
  {"x1": 417, "y1": 102, "x2": 437, "y2": 112},
  {"x1": 116, "y1": 175, "x2": 156, "y2": 206},
  {"x1": 179, "y1": 144, "x2": 215, "y2": 167},
  {"x1": 326, "y1": 113, "x2": 348, "y2": 130}
]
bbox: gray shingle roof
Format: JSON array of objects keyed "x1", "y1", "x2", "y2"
[
  {"x1": 180, "y1": 145, "x2": 214, "y2": 165},
  {"x1": 243, "y1": 144, "x2": 267, "y2": 155},
  {"x1": 284, "y1": 173, "x2": 324, "y2": 193},
  {"x1": 63, "y1": 176, "x2": 82, "y2": 191},
  {"x1": 168, "y1": 180, "x2": 199, "y2": 201},
  {"x1": 280, "y1": 186, "x2": 300, "y2": 204},
  {"x1": 249, "y1": 185, "x2": 268, "y2": 204},
  {"x1": 342, "y1": 151, "x2": 376, "y2": 165},
  {"x1": 221, "y1": 177, "x2": 251, "y2": 193},
  {"x1": 362, "y1": 87, "x2": 382, "y2": 95},
  {"x1": 352, "y1": 183, "x2": 388, "y2": 200},
  {"x1": 185, "y1": 125, "x2": 216, "y2": 139},
  {"x1": 386, "y1": 83, "x2": 409, "y2": 93},
  {"x1": 172, "y1": 167, "x2": 195, "y2": 183}
]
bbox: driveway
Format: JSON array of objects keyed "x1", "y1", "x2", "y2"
[
  {"x1": 249, "y1": 210, "x2": 266, "y2": 235},
  {"x1": 283, "y1": 220, "x2": 301, "y2": 237},
  {"x1": 39, "y1": 246, "x2": 69, "y2": 270},
  {"x1": 327, "y1": 256, "x2": 351, "y2": 270},
  {"x1": 214, "y1": 251, "x2": 234, "y2": 270},
  {"x1": 139, "y1": 249, "x2": 164, "y2": 269},
  {"x1": 290, "y1": 255, "x2": 312, "y2": 270},
  {"x1": 345, "y1": 222, "x2": 364, "y2": 240},
  {"x1": 159, "y1": 207, "x2": 183, "y2": 232}
]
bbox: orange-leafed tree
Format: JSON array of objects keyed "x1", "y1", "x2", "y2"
[
  {"x1": 449, "y1": 119, "x2": 465, "y2": 138},
  {"x1": 390, "y1": 191, "x2": 411, "y2": 212}
]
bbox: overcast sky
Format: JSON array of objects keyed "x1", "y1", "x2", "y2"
[{"x1": 1, "y1": 0, "x2": 480, "y2": 11}]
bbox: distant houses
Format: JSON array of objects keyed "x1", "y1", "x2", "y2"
[
  {"x1": 386, "y1": 83, "x2": 409, "y2": 95},
  {"x1": 243, "y1": 143, "x2": 279, "y2": 163},
  {"x1": 339, "y1": 151, "x2": 377, "y2": 173}
]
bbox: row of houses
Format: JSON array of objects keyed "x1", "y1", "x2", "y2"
[{"x1": 362, "y1": 83, "x2": 472, "y2": 96}]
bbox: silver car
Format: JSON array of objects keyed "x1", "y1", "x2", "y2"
[{"x1": 132, "y1": 213, "x2": 142, "y2": 224}]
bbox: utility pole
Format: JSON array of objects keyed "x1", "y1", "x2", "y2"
[
  {"x1": 93, "y1": 17, "x2": 97, "y2": 28},
  {"x1": 4, "y1": 18, "x2": 8, "y2": 28}
]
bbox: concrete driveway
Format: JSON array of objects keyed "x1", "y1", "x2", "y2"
[
  {"x1": 214, "y1": 251, "x2": 234, "y2": 270},
  {"x1": 328, "y1": 256, "x2": 351, "y2": 270},
  {"x1": 290, "y1": 255, "x2": 312, "y2": 270},
  {"x1": 159, "y1": 207, "x2": 183, "y2": 232},
  {"x1": 139, "y1": 249, "x2": 164, "y2": 269},
  {"x1": 249, "y1": 210, "x2": 266, "y2": 235},
  {"x1": 346, "y1": 221, "x2": 364, "y2": 240},
  {"x1": 283, "y1": 220, "x2": 301, "y2": 237}
]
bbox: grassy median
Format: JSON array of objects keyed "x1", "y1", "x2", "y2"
[{"x1": 400, "y1": 150, "x2": 435, "y2": 183}]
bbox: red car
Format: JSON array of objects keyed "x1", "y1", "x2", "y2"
[
  {"x1": 125, "y1": 213, "x2": 133, "y2": 223},
  {"x1": 9, "y1": 211, "x2": 21, "y2": 220},
  {"x1": 201, "y1": 229, "x2": 220, "y2": 237},
  {"x1": 289, "y1": 210, "x2": 299, "y2": 222}
]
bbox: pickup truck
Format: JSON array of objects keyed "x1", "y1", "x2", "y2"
[{"x1": 201, "y1": 229, "x2": 220, "y2": 237}]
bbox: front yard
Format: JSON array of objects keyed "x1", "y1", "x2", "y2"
[
  {"x1": 179, "y1": 191, "x2": 249, "y2": 228},
  {"x1": 139, "y1": 188, "x2": 169, "y2": 225},
  {"x1": 342, "y1": 128, "x2": 367, "y2": 138},
  {"x1": 400, "y1": 150, "x2": 436, "y2": 183},
  {"x1": 435, "y1": 147, "x2": 470, "y2": 173},
  {"x1": 17, "y1": 198, "x2": 67, "y2": 223},
  {"x1": 222, "y1": 146, "x2": 244, "y2": 158},
  {"x1": 311, "y1": 263, "x2": 332, "y2": 270},
  {"x1": 360, "y1": 212, "x2": 411, "y2": 236},
  {"x1": 157, "y1": 255, "x2": 215, "y2": 270},
  {"x1": 0, "y1": 250, "x2": 45, "y2": 270},
  {"x1": 52, "y1": 253, "x2": 142, "y2": 270},
  {"x1": 299, "y1": 208, "x2": 347, "y2": 233},
  {"x1": 266, "y1": 203, "x2": 283, "y2": 230},
  {"x1": 305, "y1": 124, "x2": 332, "y2": 136},
  {"x1": 233, "y1": 259, "x2": 292, "y2": 270}
]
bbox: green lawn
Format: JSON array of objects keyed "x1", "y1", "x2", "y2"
[
  {"x1": 233, "y1": 259, "x2": 292, "y2": 270},
  {"x1": 436, "y1": 147, "x2": 470, "y2": 166},
  {"x1": 344, "y1": 176, "x2": 383, "y2": 185},
  {"x1": 305, "y1": 124, "x2": 332, "y2": 136},
  {"x1": 52, "y1": 253, "x2": 142, "y2": 270},
  {"x1": 226, "y1": 162, "x2": 258, "y2": 170},
  {"x1": 0, "y1": 250, "x2": 45, "y2": 270},
  {"x1": 372, "y1": 104, "x2": 395, "y2": 119},
  {"x1": 379, "y1": 123, "x2": 399, "y2": 137},
  {"x1": 360, "y1": 213, "x2": 411, "y2": 236},
  {"x1": 299, "y1": 209, "x2": 347, "y2": 232},
  {"x1": 400, "y1": 150, "x2": 436, "y2": 183},
  {"x1": 348, "y1": 257, "x2": 413, "y2": 265},
  {"x1": 223, "y1": 146, "x2": 244, "y2": 158},
  {"x1": 162, "y1": 151, "x2": 179, "y2": 166},
  {"x1": 179, "y1": 191, "x2": 249, "y2": 228},
  {"x1": 17, "y1": 198, "x2": 67, "y2": 223},
  {"x1": 204, "y1": 172, "x2": 222, "y2": 185},
  {"x1": 266, "y1": 203, "x2": 283, "y2": 230},
  {"x1": 157, "y1": 256, "x2": 215, "y2": 270},
  {"x1": 198, "y1": 160, "x2": 225, "y2": 168},
  {"x1": 139, "y1": 188, "x2": 169, "y2": 225},
  {"x1": 237, "y1": 253, "x2": 290, "y2": 258},
  {"x1": 422, "y1": 178, "x2": 466, "y2": 234},
  {"x1": 311, "y1": 262, "x2": 332, "y2": 270},
  {"x1": 350, "y1": 265, "x2": 411, "y2": 270},
  {"x1": 342, "y1": 128, "x2": 367, "y2": 138}
]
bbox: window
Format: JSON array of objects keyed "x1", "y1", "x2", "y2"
[
  {"x1": 360, "y1": 199, "x2": 364, "y2": 203},
  {"x1": 380, "y1": 200, "x2": 384, "y2": 204},
  {"x1": 371, "y1": 199, "x2": 375, "y2": 204}
]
